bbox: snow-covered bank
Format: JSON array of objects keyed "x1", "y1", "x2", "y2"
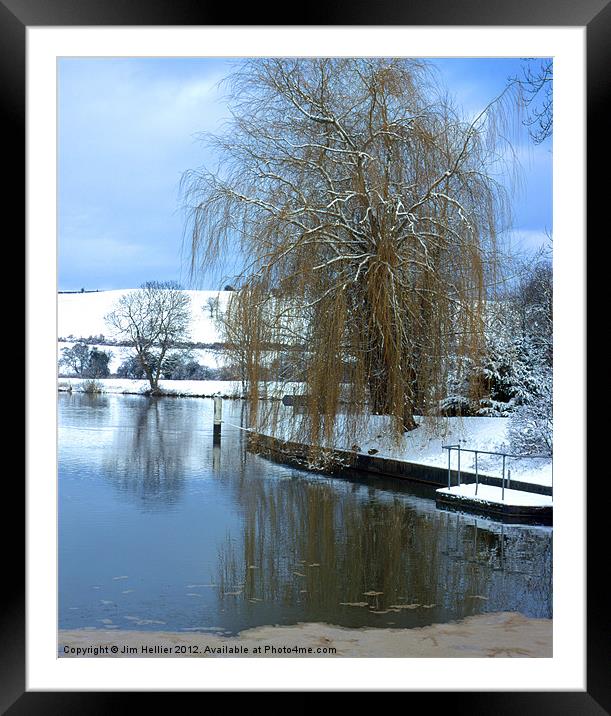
[
  {"x1": 57, "y1": 378, "x2": 302, "y2": 400},
  {"x1": 58, "y1": 378, "x2": 243, "y2": 398},
  {"x1": 255, "y1": 413, "x2": 552, "y2": 488}
]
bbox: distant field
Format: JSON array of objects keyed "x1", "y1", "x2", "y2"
[
  {"x1": 58, "y1": 288, "x2": 233, "y2": 374},
  {"x1": 58, "y1": 288, "x2": 232, "y2": 343}
]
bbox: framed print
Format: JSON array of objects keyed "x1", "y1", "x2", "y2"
[{"x1": 6, "y1": 0, "x2": 602, "y2": 709}]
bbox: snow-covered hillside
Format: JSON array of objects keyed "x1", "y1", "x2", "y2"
[
  {"x1": 58, "y1": 289, "x2": 232, "y2": 344},
  {"x1": 58, "y1": 289, "x2": 234, "y2": 375}
]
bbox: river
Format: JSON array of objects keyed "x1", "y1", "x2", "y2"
[{"x1": 59, "y1": 392, "x2": 552, "y2": 636}]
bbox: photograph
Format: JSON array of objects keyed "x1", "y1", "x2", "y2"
[
  {"x1": 56, "y1": 54, "x2": 555, "y2": 660},
  {"x1": 10, "y1": 11, "x2": 596, "y2": 703}
]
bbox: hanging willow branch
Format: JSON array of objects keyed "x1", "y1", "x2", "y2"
[{"x1": 182, "y1": 58, "x2": 523, "y2": 454}]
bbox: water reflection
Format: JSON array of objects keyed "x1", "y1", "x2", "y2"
[
  {"x1": 215, "y1": 470, "x2": 552, "y2": 627},
  {"x1": 59, "y1": 393, "x2": 552, "y2": 634},
  {"x1": 103, "y1": 398, "x2": 194, "y2": 507}
]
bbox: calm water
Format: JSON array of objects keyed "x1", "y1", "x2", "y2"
[{"x1": 59, "y1": 393, "x2": 552, "y2": 634}]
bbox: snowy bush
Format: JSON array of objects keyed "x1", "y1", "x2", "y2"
[
  {"x1": 162, "y1": 354, "x2": 216, "y2": 380},
  {"x1": 438, "y1": 394, "x2": 474, "y2": 417},
  {"x1": 59, "y1": 343, "x2": 111, "y2": 378},
  {"x1": 507, "y1": 365, "x2": 552, "y2": 456},
  {"x1": 117, "y1": 352, "x2": 217, "y2": 381},
  {"x1": 87, "y1": 347, "x2": 111, "y2": 378},
  {"x1": 475, "y1": 398, "x2": 513, "y2": 418},
  {"x1": 81, "y1": 379, "x2": 103, "y2": 394}
]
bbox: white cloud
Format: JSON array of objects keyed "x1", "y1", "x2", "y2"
[{"x1": 504, "y1": 228, "x2": 552, "y2": 255}]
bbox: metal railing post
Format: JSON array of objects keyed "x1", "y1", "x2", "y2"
[{"x1": 440, "y1": 446, "x2": 549, "y2": 501}]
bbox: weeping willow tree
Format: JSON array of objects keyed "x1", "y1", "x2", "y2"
[{"x1": 183, "y1": 58, "x2": 520, "y2": 451}]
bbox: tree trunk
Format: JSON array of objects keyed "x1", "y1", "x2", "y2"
[
  {"x1": 402, "y1": 403, "x2": 418, "y2": 432},
  {"x1": 366, "y1": 340, "x2": 391, "y2": 415},
  {"x1": 140, "y1": 356, "x2": 158, "y2": 395},
  {"x1": 402, "y1": 363, "x2": 419, "y2": 432},
  {"x1": 366, "y1": 342, "x2": 418, "y2": 432}
]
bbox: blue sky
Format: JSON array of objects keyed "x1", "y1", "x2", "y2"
[{"x1": 58, "y1": 57, "x2": 552, "y2": 291}]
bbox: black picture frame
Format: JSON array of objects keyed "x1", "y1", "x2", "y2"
[{"x1": 6, "y1": 0, "x2": 600, "y2": 710}]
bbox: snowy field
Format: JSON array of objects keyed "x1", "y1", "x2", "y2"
[
  {"x1": 58, "y1": 289, "x2": 233, "y2": 375},
  {"x1": 58, "y1": 289, "x2": 231, "y2": 344}
]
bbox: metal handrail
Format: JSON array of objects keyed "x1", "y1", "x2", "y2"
[
  {"x1": 442, "y1": 444, "x2": 551, "y2": 500},
  {"x1": 441, "y1": 446, "x2": 550, "y2": 460}
]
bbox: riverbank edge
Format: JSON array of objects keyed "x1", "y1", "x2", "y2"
[
  {"x1": 57, "y1": 382, "x2": 245, "y2": 400},
  {"x1": 58, "y1": 611, "x2": 552, "y2": 658},
  {"x1": 248, "y1": 431, "x2": 552, "y2": 495},
  {"x1": 247, "y1": 432, "x2": 553, "y2": 524}
]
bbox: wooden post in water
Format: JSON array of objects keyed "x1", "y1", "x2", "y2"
[
  {"x1": 212, "y1": 444, "x2": 221, "y2": 472},
  {"x1": 213, "y1": 394, "x2": 222, "y2": 445}
]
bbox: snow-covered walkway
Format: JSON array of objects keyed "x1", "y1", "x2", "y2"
[{"x1": 436, "y1": 483, "x2": 552, "y2": 508}]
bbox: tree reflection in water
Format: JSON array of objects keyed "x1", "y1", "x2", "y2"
[
  {"x1": 216, "y1": 463, "x2": 552, "y2": 626},
  {"x1": 104, "y1": 398, "x2": 194, "y2": 508}
]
